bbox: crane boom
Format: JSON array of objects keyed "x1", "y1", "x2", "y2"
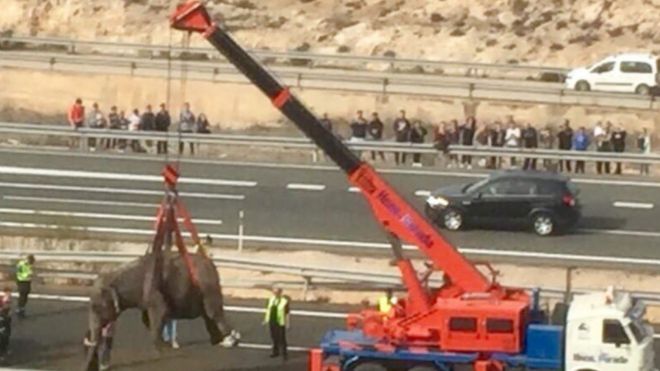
[{"x1": 170, "y1": 1, "x2": 491, "y2": 296}]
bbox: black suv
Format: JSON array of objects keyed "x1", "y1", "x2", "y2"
[{"x1": 424, "y1": 171, "x2": 581, "y2": 236}]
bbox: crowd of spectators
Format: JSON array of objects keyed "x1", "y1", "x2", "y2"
[
  {"x1": 336, "y1": 109, "x2": 653, "y2": 175},
  {"x1": 433, "y1": 117, "x2": 652, "y2": 175},
  {"x1": 67, "y1": 98, "x2": 211, "y2": 155},
  {"x1": 67, "y1": 98, "x2": 654, "y2": 175}
]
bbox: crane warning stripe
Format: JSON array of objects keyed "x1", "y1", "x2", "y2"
[{"x1": 272, "y1": 88, "x2": 292, "y2": 109}]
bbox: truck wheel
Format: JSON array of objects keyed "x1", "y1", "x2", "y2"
[
  {"x1": 635, "y1": 84, "x2": 650, "y2": 95},
  {"x1": 354, "y1": 362, "x2": 387, "y2": 371},
  {"x1": 575, "y1": 80, "x2": 590, "y2": 91},
  {"x1": 443, "y1": 208, "x2": 463, "y2": 231},
  {"x1": 531, "y1": 212, "x2": 554, "y2": 236}
]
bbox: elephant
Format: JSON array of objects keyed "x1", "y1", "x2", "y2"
[{"x1": 83, "y1": 251, "x2": 240, "y2": 371}]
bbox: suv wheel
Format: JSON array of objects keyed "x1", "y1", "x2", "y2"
[
  {"x1": 532, "y1": 212, "x2": 555, "y2": 236},
  {"x1": 575, "y1": 80, "x2": 590, "y2": 91},
  {"x1": 443, "y1": 209, "x2": 463, "y2": 231},
  {"x1": 635, "y1": 84, "x2": 650, "y2": 95}
]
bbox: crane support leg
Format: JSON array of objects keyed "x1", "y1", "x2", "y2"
[{"x1": 386, "y1": 233, "x2": 430, "y2": 313}]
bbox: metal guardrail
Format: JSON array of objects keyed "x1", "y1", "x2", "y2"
[
  {"x1": 0, "y1": 250, "x2": 402, "y2": 286},
  {"x1": 0, "y1": 43, "x2": 657, "y2": 110},
  {"x1": 0, "y1": 250, "x2": 658, "y2": 305},
  {"x1": 2, "y1": 122, "x2": 659, "y2": 162},
  {"x1": 0, "y1": 35, "x2": 569, "y2": 77}
]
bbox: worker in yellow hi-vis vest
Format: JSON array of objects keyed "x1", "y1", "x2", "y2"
[
  {"x1": 264, "y1": 286, "x2": 290, "y2": 360},
  {"x1": 15, "y1": 255, "x2": 35, "y2": 318},
  {"x1": 377, "y1": 288, "x2": 398, "y2": 314}
]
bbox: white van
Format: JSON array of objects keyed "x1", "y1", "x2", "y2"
[
  {"x1": 565, "y1": 53, "x2": 660, "y2": 95},
  {"x1": 565, "y1": 288, "x2": 656, "y2": 371}
]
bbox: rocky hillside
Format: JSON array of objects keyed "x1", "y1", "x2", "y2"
[{"x1": 1, "y1": 0, "x2": 660, "y2": 68}]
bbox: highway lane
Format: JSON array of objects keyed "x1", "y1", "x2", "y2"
[
  {"x1": 5, "y1": 296, "x2": 660, "y2": 370},
  {"x1": 4, "y1": 296, "x2": 345, "y2": 371},
  {"x1": 1, "y1": 149, "x2": 660, "y2": 260}
]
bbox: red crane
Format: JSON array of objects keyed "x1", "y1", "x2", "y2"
[{"x1": 170, "y1": 3, "x2": 530, "y2": 370}]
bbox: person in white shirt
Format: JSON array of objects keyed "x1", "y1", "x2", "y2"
[
  {"x1": 639, "y1": 127, "x2": 652, "y2": 175},
  {"x1": 504, "y1": 121, "x2": 521, "y2": 167},
  {"x1": 127, "y1": 109, "x2": 142, "y2": 152},
  {"x1": 594, "y1": 121, "x2": 612, "y2": 174}
]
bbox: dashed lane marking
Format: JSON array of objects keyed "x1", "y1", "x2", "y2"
[
  {"x1": 0, "y1": 208, "x2": 223, "y2": 225},
  {"x1": 414, "y1": 190, "x2": 431, "y2": 197},
  {"x1": 0, "y1": 182, "x2": 246, "y2": 200},
  {"x1": 0, "y1": 165, "x2": 258, "y2": 187},
  {"x1": 347, "y1": 187, "x2": 361, "y2": 193},
  {"x1": 286, "y1": 183, "x2": 326, "y2": 191},
  {"x1": 2, "y1": 195, "x2": 156, "y2": 208},
  {"x1": 613, "y1": 201, "x2": 654, "y2": 210}
]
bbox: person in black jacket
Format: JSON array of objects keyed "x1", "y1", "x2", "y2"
[
  {"x1": 611, "y1": 124, "x2": 627, "y2": 175},
  {"x1": 155, "y1": 103, "x2": 171, "y2": 154},
  {"x1": 459, "y1": 116, "x2": 476, "y2": 169},
  {"x1": 140, "y1": 104, "x2": 156, "y2": 151},
  {"x1": 557, "y1": 120, "x2": 573, "y2": 172},
  {"x1": 393, "y1": 110, "x2": 411, "y2": 165},
  {"x1": 368, "y1": 112, "x2": 385, "y2": 162},
  {"x1": 350, "y1": 110, "x2": 368, "y2": 159},
  {"x1": 410, "y1": 121, "x2": 428, "y2": 167},
  {"x1": 521, "y1": 122, "x2": 538, "y2": 170}
]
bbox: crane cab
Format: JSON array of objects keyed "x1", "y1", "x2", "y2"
[{"x1": 434, "y1": 296, "x2": 529, "y2": 353}]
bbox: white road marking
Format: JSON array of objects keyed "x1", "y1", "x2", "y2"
[
  {"x1": 0, "y1": 181, "x2": 245, "y2": 200},
  {"x1": 348, "y1": 187, "x2": 361, "y2": 193},
  {"x1": 2, "y1": 195, "x2": 156, "y2": 208},
  {"x1": 414, "y1": 190, "x2": 431, "y2": 197},
  {"x1": 4, "y1": 148, "x2": 660, "y2": 189},
  {"x1": 574, "y1": 178, "x2": 660, "y2": 188},
  {"x1": 24, "y1": 293, "x2": 347, "y2": 319},
  {"x1": 2, "y1": 221, "x2": 660, "y2": 267},
  {"x1": 238, "y1": 342, "x2": 310, "y2": 352},
  {"x1": 0, "y1": 208, "x2": 223, "y2": 225},
  {"x1": 613, "y1": 201, "x2": 654, "y2": 210},
  {"x1": 286, "y1": 183, "x2": 326, "y2": 191},
  {"x1": 581, "y1": 228, "x2": 660, "y2": 238},
  {"x1": 0, "y1": 165, "x2": 258, "y2": 187}
]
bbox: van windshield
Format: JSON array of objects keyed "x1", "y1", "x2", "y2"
[{"x1": 629, "y1": 320, "x2": 648, "y2": 344}]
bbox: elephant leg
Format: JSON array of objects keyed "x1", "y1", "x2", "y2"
[
  {"x1": 146, "y1": 292, "x2": 168, "y2": 351},
  {"x1": 203, "y1": 294, "x2": 240, "y2": 347},
  {"x1": 202, "y1": 314, "x2": 223, "y2": 345},
  {"x1": 82, "y1": 311, "x2": 102, "y2": 371}
]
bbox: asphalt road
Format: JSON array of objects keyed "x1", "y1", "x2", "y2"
[
  {"x1": 4, "y1": 295, "x2": 345, "y2": 371},
  {"x1": 1, "y1": 149, "x2": 660, "y2": 261},
  {"x1": 3, "y1": 296, "x2": 660, "y2": 371}
]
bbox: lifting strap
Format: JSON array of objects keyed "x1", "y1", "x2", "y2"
[{"x1": 142, "y1": 164, "x2": 205, "y2": 305}]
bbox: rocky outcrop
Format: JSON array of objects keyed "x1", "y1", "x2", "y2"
[{"x1": 0, "y1": 0, "x2": 659, "y2": 67}]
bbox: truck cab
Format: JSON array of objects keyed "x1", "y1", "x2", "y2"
[{"x1": 565, "y1": 288, "x2": 656, "y2": 371}]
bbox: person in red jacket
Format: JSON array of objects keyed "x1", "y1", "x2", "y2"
[
  {"x1": 68, "y1": 98, "x2": 85, "y2": 148},
  {"x1": 68, "y1": 98, "x2": 85, "y2": 129}
]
